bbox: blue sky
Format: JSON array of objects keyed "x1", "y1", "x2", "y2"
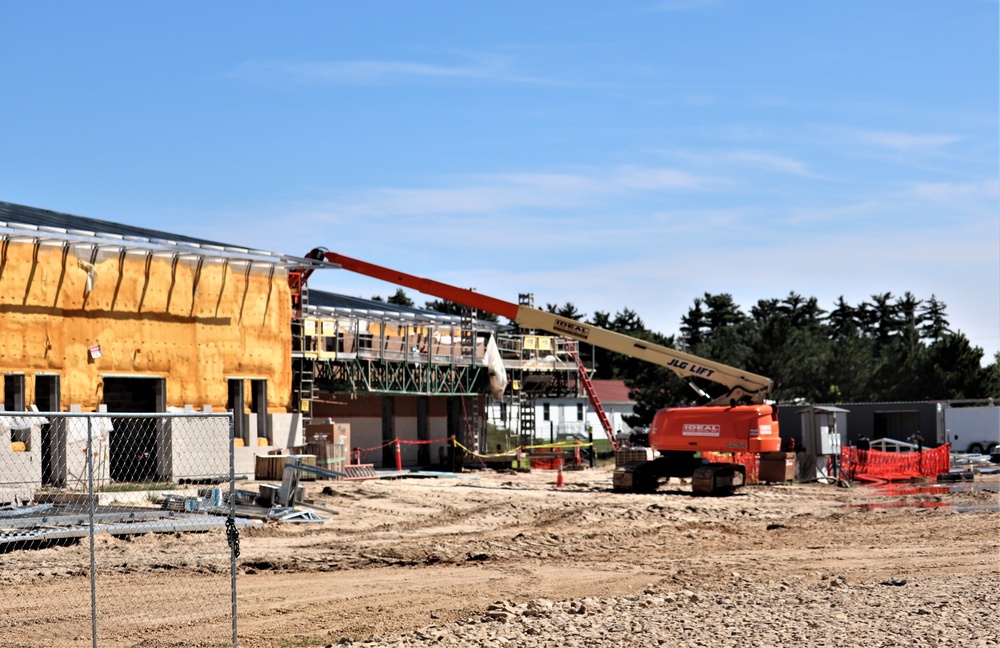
[{"x1": 2, "y1": 1, "x2": 998, "y2": 362}]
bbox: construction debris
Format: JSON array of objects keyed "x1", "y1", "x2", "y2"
[{"x1": 0, "y1": 501, "x2": 261, "y2": 551}]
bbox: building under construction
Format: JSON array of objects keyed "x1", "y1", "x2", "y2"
[{"x1": 0, "y1": 201, "x2": 597, "y2": 480}]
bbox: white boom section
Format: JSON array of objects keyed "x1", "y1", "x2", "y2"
[{"x1": 514, "y1": 306, "x2": 773, "y2": 406}]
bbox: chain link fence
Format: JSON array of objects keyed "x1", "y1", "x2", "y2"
[{"x1": 0, "y1": 412, "x2": 238, "y2": 647}]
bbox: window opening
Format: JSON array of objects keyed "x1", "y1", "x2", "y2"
[
  {"x1": 102, "y1": 377, "x2": 165, "y2": 482},
  {"x1": 250, "y1": 379, "x2": 269, "y2": 444},
  {"x1": 227, "y1": 379, "x2": 248, "y2": 445},
  {"x1": 34, "y1": 375, "x2": 60, "y2": 484},
  {"x1": 3, "y1": 374, "x2": 25, "y2": 412}
]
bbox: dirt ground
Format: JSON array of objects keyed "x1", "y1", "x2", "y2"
[{"x1": 2, "y1": 465, "x2": 998, "y2": 647}]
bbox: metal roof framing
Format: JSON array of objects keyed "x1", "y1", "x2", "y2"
[
  {"x1": 0, "y1": 201, "x2": 332, "y2": 270},
  {"x1": 306, "y1": 302, "x2": 466, "y2": 328},
  {"x1": 304, "y1": 289, "x2": 502, "y2": 329}
]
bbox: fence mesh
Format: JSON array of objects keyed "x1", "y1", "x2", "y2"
[{"x1": 0, "y1": 412, "x2": 237, "y2": 647}]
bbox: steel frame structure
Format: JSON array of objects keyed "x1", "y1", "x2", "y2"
[{"x1": 314, "y1": 356, "x2": 488, "y2": 396}]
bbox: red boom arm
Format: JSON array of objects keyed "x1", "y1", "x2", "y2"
[{"x1": 314, "y1": 250, "x2": 521, "y2": 321}]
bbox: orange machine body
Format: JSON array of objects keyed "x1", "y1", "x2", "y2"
[{"x1": 650, "y1": 404, "x2": 781, "y2": 454}]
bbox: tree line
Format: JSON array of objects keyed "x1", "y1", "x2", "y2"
[
  {"x1": 373, "y1": 288, "x2": 998, "y2": 425},
  {"x1": 550, "y1": 292, "x2": 999, "y2": 424},
  {"x1": 371, "y1": 288, "x2": 499, "y2": 322}
]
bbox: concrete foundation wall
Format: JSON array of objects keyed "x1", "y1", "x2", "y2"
[
  {"x1": 160, "y1": 416, "x2": 230, "y2": 481},
  {"x1": 336, "y1": 416, "x2": 452, "y2": 467},
  {"x1": 309, "y1": 394, "x2": 482, "y2": 468},
  {"x1": 233, "y1": 413, "x2": 303, "y2": 478},
  {"x1": 269, "y1": 413, "x2": 305, "y2": 449},
  {"x1": 54, "y1": 418, "x2": 112, "y2": 490},
  {"x1": 0, "y1": 423, "x2": 42, "y2": 504},
  {"x1": 347, "y1": 418, "x2": 386, "y2": 465}
]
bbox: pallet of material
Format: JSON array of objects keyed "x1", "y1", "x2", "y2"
[
  {"x1": 615, "y1": 447, "x2": 654, "y2": 467},
  {"x1": 758, "y1": 451, "x2": 796, "y2": 484},
  {"x1": 292, "y1": 442, "x2": 346, "y2": 474},
  {"x1": 255, "y1": 454, "x2": 317, "y2": 481},
  {"x1": 343, "y1": 464, "x2": 377, "y2": 480}
]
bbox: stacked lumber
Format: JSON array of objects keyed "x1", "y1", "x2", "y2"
[{"x1": 255, "y1": 454, "x2": 317, "y2": 481}]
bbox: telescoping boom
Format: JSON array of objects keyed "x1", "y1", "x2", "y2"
[
  {"x1": 306, "y1": 249, "x2": 772, "y2": 407},
  {"x1": 299, "y1": 249, "x2": 781, "y2": 495}
]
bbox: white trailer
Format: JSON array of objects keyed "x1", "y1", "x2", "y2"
[{"x1": 942, "y1": 402, "x2": 1000, "y2": 454}]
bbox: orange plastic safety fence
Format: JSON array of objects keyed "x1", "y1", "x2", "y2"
[
  {"x1": 840, "y1": 444, "x2": 950, "y2": 482},
  {"x1": 704, "y1": 444, "x2": 952, "y2": 485}
]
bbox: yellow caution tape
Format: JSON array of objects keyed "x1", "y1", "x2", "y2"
[{"x1": 452, "y1": 439, "x2": 593, "y2": 459}]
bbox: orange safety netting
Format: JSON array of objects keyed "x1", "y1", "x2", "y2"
[
  {"x1": 840, "y1": 444, "x2": 950, "y2": 483},
  {"x1": 704, "y1": 443, "x2": 951, "y2": 485}
]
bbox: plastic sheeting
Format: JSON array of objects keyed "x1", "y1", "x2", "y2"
[{"x1": 483, "y1": 335, "x2": 508, "y2": 399}]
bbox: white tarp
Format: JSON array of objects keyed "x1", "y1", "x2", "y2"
[
  {"x1": 483, "y1": 335, "x2": 509, "y2": 399},
  {"x1": 0, "y1": 415, "x2": 49, "y2": 432},
  {"x1": 67, "y1": 417, "x2": 114, "y2": 443}
]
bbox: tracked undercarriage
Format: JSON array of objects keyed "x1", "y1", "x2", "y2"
[{"x1": 612, "y1": 452, "x2": 747, "y2": 496}]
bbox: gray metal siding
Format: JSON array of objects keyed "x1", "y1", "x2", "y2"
[{"x1": 778, "y1": 402, "x2": 942, "y2": 448}]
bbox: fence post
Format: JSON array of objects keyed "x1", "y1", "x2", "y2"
[
  {"x1": 229, "y1": 414, "x2": 239, "y2": 648},
  {"x1": 87, "y1": 416, "x2": 98, "y2": 648}
]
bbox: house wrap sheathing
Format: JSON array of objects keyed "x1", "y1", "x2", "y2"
[{"x1": 0, "y1": 202, "x2": 296, "y2": 412}]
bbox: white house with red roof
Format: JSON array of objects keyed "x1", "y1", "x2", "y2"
[{"x1": 486, "y1": 379, "x2": 636, "y2": 445}]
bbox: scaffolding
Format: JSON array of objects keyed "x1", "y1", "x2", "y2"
[
  {"x1": 290, "y1": 290, "x2": 597, "y2": 449},
  {"x1": 290, "y1": 294, "x2": 496, "y2": 424}
]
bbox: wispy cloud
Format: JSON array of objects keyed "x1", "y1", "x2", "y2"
[
  {"x1": 232, "y1": 54, "x2": 552, "y2": 86},
  {"x1": 309, "y1": 166, "x2": 714, "y2": 220},
  {"x1": 910, "y1": 178, "x2": 999, "y2": 202},
  {"x1": 722, "y1": 151, "x2": 818, "y2": 177},
  {"x1": 784, "y1": 179, "x2": 999, "y2": 226},
  {"x1": 783, "y1": 200, "x2": 887, "y2": 226},
  {"x1": 847, "y1": 128, "x2": 962, "y2": 153},
  {"x1": 614, "y1": 166, "x2": 706, "y2": 190},
  {"x1": 669, "y1": 148, "x2": 823, "y2": 178}
]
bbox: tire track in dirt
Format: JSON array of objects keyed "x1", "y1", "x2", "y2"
[{"x1": 1, "y1": 468, "x2": 996, "y2": 647}]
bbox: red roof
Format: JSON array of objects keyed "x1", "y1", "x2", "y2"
[{"x1": 591, "y1": 380, "x2": 634, "y2": 404}]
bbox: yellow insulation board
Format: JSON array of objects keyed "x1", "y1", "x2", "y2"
[{"x1": 0, "y1": 241, "x2": 292, "y2": 411}]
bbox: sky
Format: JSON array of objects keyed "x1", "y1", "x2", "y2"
[{"x1": 2, "y1": 1, "x2": 998, "y2": 363}]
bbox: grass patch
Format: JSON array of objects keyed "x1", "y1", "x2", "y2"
[{"x1": 98, "y1": 482, "x2": 180, "y2": 493}]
